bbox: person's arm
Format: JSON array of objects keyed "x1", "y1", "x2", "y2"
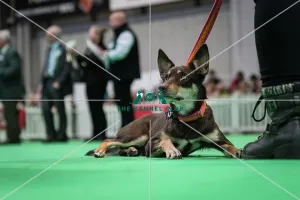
[
  {"x1": 85, "y1": 40, "x2": 110, "y2": 70},
  {"x1": 106, "y1": 31, "x2": 135, "y2": 62},
  {"x1": 0, "y1": 49, "x2": 21, "y2": 79},
  {"x1": 56, "y1": 47, "x2": 70, "y2": 85}
]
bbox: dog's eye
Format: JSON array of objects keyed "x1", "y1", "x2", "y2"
[{"x1": 180, "y1": 74, "x2": 187, "y2": 80}]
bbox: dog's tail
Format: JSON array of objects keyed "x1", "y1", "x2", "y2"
[{"x1": 85, "y1": 147, "x2": 121, "y2": 157}]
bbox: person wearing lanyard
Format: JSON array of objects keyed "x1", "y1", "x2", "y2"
[{"x1": 40, "y1": 25, "x2": 71, "y2": 143}]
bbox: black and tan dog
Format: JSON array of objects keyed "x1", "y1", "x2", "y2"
[{"x1": 86, "y1": 44, "x2": 239, "y2": 159}]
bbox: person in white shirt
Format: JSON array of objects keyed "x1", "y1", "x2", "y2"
[{"x1": 99, "y1": 11, "x2": 141, "y2": 127}]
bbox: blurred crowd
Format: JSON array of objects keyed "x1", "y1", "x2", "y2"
[
  {"x1": 130, "y1": 70, "x2": 262, "y2": 101},
  {"x1": 204, "y1": 70, "x2": 261, "y2": 97},
  {"x1": 0, "y1": 11, "x2": 141, "y2": 144}
]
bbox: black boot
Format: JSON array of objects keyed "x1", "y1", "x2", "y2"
[{"x1": 241, "y1": 92, "x2": 300, "y2": 159}]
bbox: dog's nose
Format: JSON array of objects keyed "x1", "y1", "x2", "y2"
[{"x1": 158, "y1": 85, "x2": 167, "y2": 92}]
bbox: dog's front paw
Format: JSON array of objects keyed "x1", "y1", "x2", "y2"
[
  {"x1": 166, "y1": 148, "x2": 182, "y2": 159},
  {"x1": 94, "y1": 149, "x2": 106, "y2": 158}
]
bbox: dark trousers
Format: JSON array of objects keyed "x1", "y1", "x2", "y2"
[
  {"x1": 86, "y1": 81, "x2": 108, "y2": 137},
  {"x1": 113, "y1": 79, "x2": 134, "y2": 127},
  {"x1": 42, "y1": 79, "x2": 67, "y2": 139},
  {"x1": 255, "y1": 0, "x2": 300, "y2": 86},
  {"x1": 3, "y1": 101, "x2": 21, "y2": 142}
]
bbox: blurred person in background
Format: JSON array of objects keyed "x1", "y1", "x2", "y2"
[
  {"x1": 0, "y1": 29, "x2": 25, "y2": 144},
  {"x1": 65, "y1": 40, "x2": 81, "y2": 140},
  {"x1": 240, "y1": 0, "x2": 300, "y2": 159},
  {"x1": 207, "y1": 70, "x2": 220, "y2": 85},
  {"x1": 101, "y1": 11, "x2": 141, "y2": 127},
  {"x1": 66, "y1": 40, "x2": 82, "y2": 83},
  {"x1": 40, "y1": 25, "x2": 72, "y2": 143},
  {"x1": 205, "y1": 70, "x2": 223, "y2": 97},
  {"x1": 213, "y1": 82, "x2": 229, "y2": 97},
  {"x1": 236, "y1": 81, "x2": 249, "y2": 95},
  {"x1": 249, "y1": 74, "x2": 261, "y2": 94},
  {"x1": 77, "y1": 26, "x2": 108, "y2": 141},
  {"x1": 205, "y1": 82, "x2": 215, "y2": 97},
  {"x1": 229, "y1": 71, "x2": 244, "y2": 93}
]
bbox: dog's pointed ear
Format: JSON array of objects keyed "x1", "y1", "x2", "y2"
[
  {"x1": 188, "y1": 44, "x2": 210, "y2": 76},
  {"x1": 157, "y1": 49, "x2": 175, "y2": 79}
]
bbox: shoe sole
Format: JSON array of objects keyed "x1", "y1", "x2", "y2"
[
  {"x1": 242, "y1": 143, "x2": 300, "y2": 159},
  {"x1": 273, "y1": 143, "x2": 300, "y2": 159}
]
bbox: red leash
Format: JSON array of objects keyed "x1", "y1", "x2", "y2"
[{"x1": 185, "y1": 0, "x2": 223, "y2": 66}]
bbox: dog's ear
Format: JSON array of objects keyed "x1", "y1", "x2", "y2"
[
  {"x1": 188, "y1": 44, "x2": 210, "y2": 76},
  {"x1": 157, "y1": 49, "x2": 175, "y2": 79}
]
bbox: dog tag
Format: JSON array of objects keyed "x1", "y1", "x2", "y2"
[{"x1": 165, "y1": 107, "x2": 173, "y2": 120}]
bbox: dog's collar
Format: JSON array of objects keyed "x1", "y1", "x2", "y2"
[{"x1": 178, "y1": 101, "x2": 207, "y2": 122}]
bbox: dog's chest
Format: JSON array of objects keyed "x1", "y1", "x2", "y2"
[
  {"x1": 172, "y1": 138, "x2": 201, "y2": 154},
  {"x1": 169, "y1": 128, "x2": 220, "y2": 155},
  {"x1": 165, "y1": 120, "x2": 202, "y2": 139}
]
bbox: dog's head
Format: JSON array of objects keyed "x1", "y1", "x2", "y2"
[{"x1": 157, "y1": 44, "x2": 210, "y2": 116}]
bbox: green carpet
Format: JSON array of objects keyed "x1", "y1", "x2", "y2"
[{"x1": 0, "y1": 135, "x2": 299, "y2": 200}]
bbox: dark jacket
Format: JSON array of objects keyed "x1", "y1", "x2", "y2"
[
  {"x1": 41, "y1": 43, "x2": 72, "y2": 96},
  {"x1": 109, "y1": 23, "x2": 141, "y2": 80},
  {"x1": 0, "y1": 45, "x2": 25, "y2": 99},
  {"x1": 66, "y1": 53, "x2": 83, "y2": 83},
  {"x1": 78, "y1": 46, "x2": 108, "y2": 86}
]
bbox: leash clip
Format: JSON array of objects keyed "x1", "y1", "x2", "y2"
[{"x1": 165, "y1": 107, "x2": 173, "y2": 120}]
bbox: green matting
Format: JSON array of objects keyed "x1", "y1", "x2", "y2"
[{"x1": 0, "y1": 134, "x2": 300, "y2": 200}]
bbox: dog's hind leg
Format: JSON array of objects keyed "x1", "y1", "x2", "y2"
[
  {"x1": 85, "y1": 139, "x2": 119, "y2": 157},
  {"x1": 92, "y1": 135, "x2": 148, "y2": 158},
  {"x1": 119, "y1": 147, "x2": 139, "y2": 157}
]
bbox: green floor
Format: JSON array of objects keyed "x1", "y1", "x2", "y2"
[{"x1": 0, "y1": 135, "x2": 300, "y2": 200}]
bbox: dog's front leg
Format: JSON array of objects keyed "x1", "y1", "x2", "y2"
[
  {"x1": 145, "y1": 133, "x2": 182, "y2": 159},
  {"x1": 160, "y1": 137, "x2": 182, "y2": 159}
]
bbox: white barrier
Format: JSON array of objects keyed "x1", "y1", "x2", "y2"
[
  {"x1": 0, "y1": 94, "x2": 269, "y2": 141},
  {"x1": 208, "y1": 94, "x2": 269, "y2": 133}
]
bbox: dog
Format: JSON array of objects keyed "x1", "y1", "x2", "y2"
[{"x1": 85, "y1": 44, "x2": 239, "y2": 159}]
